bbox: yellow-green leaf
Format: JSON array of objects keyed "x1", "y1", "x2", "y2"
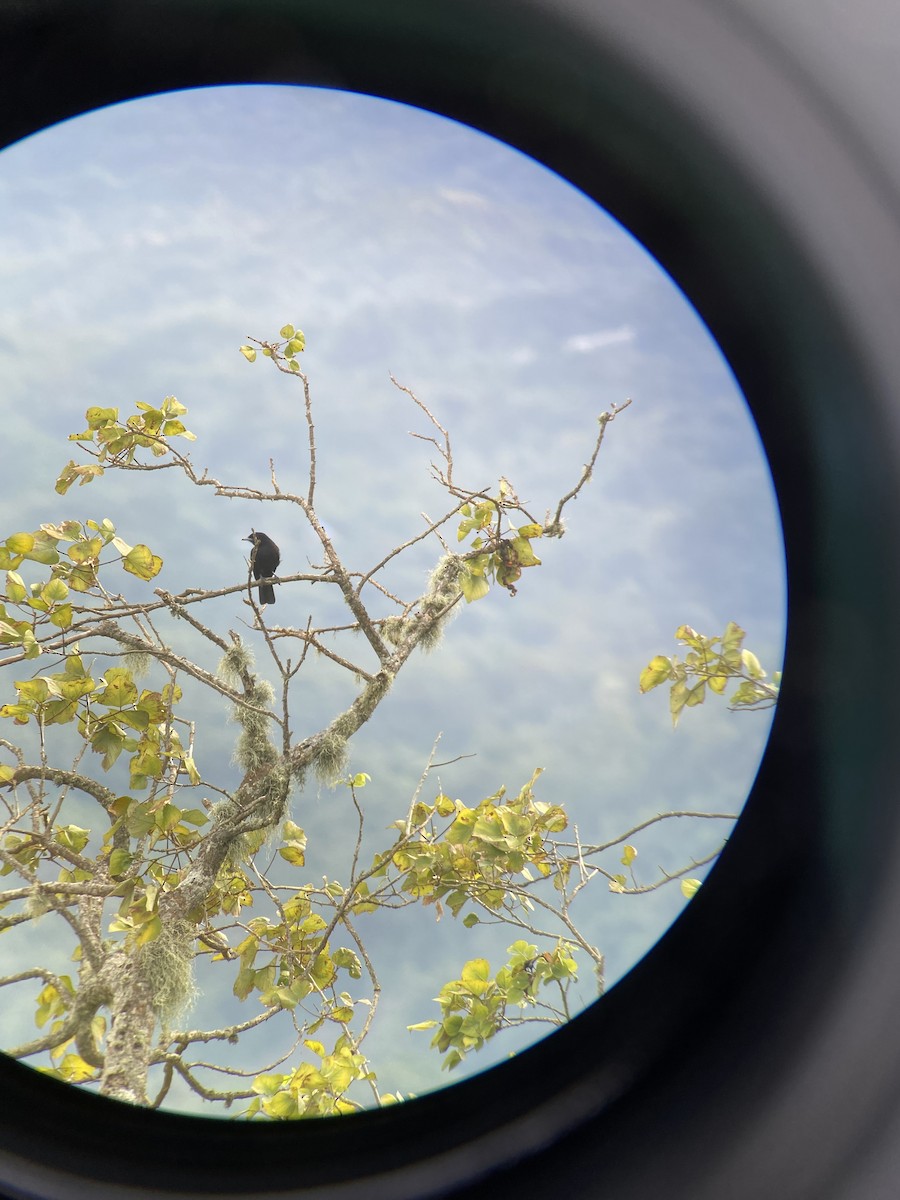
[
  {"x1": 459, "y1": 567, "x2": 490, "y2": 604},
  {"x1": 279, "y1": 845, "x2": 306, "y2": 866},
  {"x1": 6, "y1": 533, "x2": 35, "y2": 555},
  {"x1": 41, "y1": 578, "x2": 69, "y2": 604},
  {"x1": 5, "y1": 572, "x2": 26, "y2": 603},
  {"x1": 122, "y1": 544, "x2": 163, "y2": 580},
  {"x1": 58, "y1": 1053, "x2": 96, "y2": 1082},
  {"x1": 434, "y1": 792, "x2": 455, "y2": 817},
  {"x1": 109, "y1": 849, "x2": 134, "y2": 876},
  {"x1": 135, "y1": 913, "x2": 162, "y2": 946},
  {"x1": 741, "y1": 648, "x2": 764, "y2": 679},
  {"x1": 681, "y1": 878, "x2": 701, "y2": 899},
  {"x1": 639, "y1": 656, "x2": 673, "y2": 693}
]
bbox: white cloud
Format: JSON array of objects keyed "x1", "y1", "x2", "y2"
[
  {"x1": 437, "y1": 186, "x2": 489, "y2": 208},
  {"x1": 563, "y1": 324, "x2": 636, "y2": 353}
]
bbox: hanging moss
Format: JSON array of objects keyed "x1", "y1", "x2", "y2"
[
  {"x1": 139, "y1": 918, "x2": 198, "y2": 1022},
  {"x1": 121, "y1": 649, "x2": 152, "y2": 678},
  {"x1": 380, "y1": 615, "x2": 409, "y2": 646},
  {"x1": 311, "y1": 729, "x2": 349, "y2": 784},
  {"x1": 417, "y1": 553, "x2": 463, "y2": 651},
  {"x1": 217, "y1": 639, "x2": 254, "y2": 684}
]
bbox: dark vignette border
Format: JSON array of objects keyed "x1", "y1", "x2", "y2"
[{"x1": 2, "y1": 2, "x2": 900, "y2": 1197}]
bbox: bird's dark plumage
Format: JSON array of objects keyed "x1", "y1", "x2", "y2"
[{"x1": 244, "y1": 531, "x2": 280, "y2": 605}]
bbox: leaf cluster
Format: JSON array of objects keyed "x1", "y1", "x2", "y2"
[
  {"x1": 639, "y1": 621, "x2": 780, "y2": 726},
  {"x1": 456, "y1": 493, "x2": 544, "y2": 601},
  {"x1": 409, "y1": 938, "x2": 578, "y2": 1071},
  {"x1": 56, "y1": 397, "x2": 195, "y2": 490},
  {"x1": 364, "y1": 768, "x2": 568, "y2": 921},
  {"x1": 1, "y1": 518, "x2": 162, "y2": 660},
  {"x1": 1, "y1": 657, "x2": 196, "y2": 790}
]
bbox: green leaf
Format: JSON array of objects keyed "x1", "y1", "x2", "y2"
[
  {"x1": 252, "y1": 1073, "x2": 286, "y2": 1097},
  {"x1": 67, "y1": 537, "x2": 102, "y2": 565},
  {"x1": 55, "y1": 461, "x2": 104, "y2": 494},
  {"x1": 56, "y1": 825, "x2": 89, "y2": 853},
  {"x1": 57, "y1": 1053, "x2": 96, "y2": 1082},
  {"x1": 6, "y1": 533, "x2": 35, "y2": 555},
  {"x1": 264, "y1": 1092, "x2": 299, "y2": 1119},
  {"x1": 97, "y1": 668, "x2": 138, "y2": 708},
  {"x1": 446, "y1": 807, "x2": 476, "y2": 844},
  {"x1": 407, "y1": 1020, "x2": 438, "y2": 1032},
  {"x1": 669, "y1": 681, "x2": 688, "y2": 728},
  {"x1": 434, "y1": 792, "x2": 455, "y2": 817},
  {"x1": 24, "y1": 535, "x2": 61, "y2": 565},
  {"x1": 233, "y1": 966, "x2": 256, "y2": 1000},
  {"x1": 135, "y1": 913, "x2": 162, "y2": 946},
  {"x1": 122, "y1": 544, "x2": 163, "y2": 580},
  {"x1": 730, "y1": 680, "x2": 772, "y2": 707},
  {"x1": 125, "y1": 802, "x2": 156, "y2": 838},
  {"x1": 681, "y1": 878, "x2": 701, "y2": 899},
  {"x1": 239, "y1": 346, "x2": 257, "y2": 362},
  {"x1": 741, "y1": 648, "x2": 765, "y2": 679},
  {"x1": 332, "y1": 948, "x2": 362, "y2": 979},
  {"x1": 161, "y1": 396, "x2": 188, "y2": 418},
  {"x1": 41, "y1": 578, "x2": 69, "y2": 604},
  {"x1": 459, "y1": 566, "x2": 490, "y2": 604},
  {"x1": 85, "y1": 406, "x2": 118, "y2": 429},
  {"x1": 5, "y1": 573, "x2": 26, "y2": 603},
  {"x1": 181, "y1": 755, "x2": 201, "y2": 785},
  {"x1": 508, "y1": 536, "x2": 541, "y2": 567},
  {"x1": 639, "y1": 655, "x2": 673, "y2": 693},
  {"x1": 722, "y1": 621, "x2": 746, "y2": 651},
  {"x1": 460, "y1": 958, "x2": 491, "y2": 994},
  {"x1": 109, "y1": 849, "x2": 134, "y2": 877},
  {"x1": 675, "y1": 624, "x2": 702, "y2": 647},
  {"x1": 279, "y1": 845, "x2": 306, "y2": 866}
]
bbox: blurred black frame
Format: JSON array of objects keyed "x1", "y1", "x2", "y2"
[{"x1": 2, "y1": 2, "x2": 900, "y2": 1197}]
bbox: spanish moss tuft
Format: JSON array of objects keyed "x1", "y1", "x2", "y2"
[
  {"x1": 311, "y1": 729, "x2": 350, "y2": 785},
  {"x1": 139, "y1": 919, "x2": 198, "y2": 1022},
  {"x1": 380, "y1": 615, "x2": 409, "y2": 647},
  {"x1": 217, "y1": 639, "x2": 254, "y2": 684},
  {"x1": 121, "y1": 650, "x2": 152, "y2": 679},
  {"x1": 417, "y1": 553, "x2": 463, "y2": 651}
]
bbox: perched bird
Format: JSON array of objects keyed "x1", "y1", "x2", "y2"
[{"x1": 244, "y1": 530, "x2": 281, "y2": 605}]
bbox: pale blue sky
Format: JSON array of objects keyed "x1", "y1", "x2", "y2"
[{"x1": 0, "y1": 85, "x2": 785, "y2": 1110}]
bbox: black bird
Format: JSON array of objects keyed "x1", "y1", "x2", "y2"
[{"x1": 244, "y1": 531, "x2": 280, "y2": 605}]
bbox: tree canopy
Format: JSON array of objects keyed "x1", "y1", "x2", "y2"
[{"x1": 0, "y1": 328, "x2": 774, "y2": 1115}]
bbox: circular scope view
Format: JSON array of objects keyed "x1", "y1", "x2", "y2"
[{"x1": 0, "y1": 85, "x2": 785, "y2": 1116}]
